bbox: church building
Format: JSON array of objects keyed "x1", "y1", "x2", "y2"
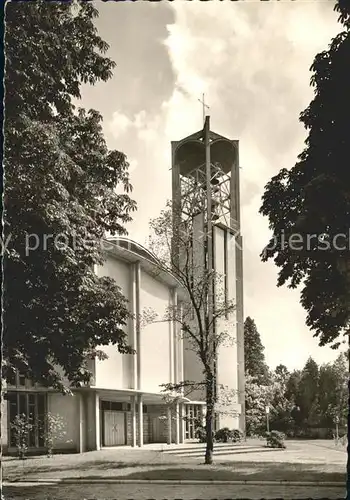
[{"x1": 1, "y1": 117, "x2": 245, "y2": 453}]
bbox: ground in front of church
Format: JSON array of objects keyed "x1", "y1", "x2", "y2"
[{"x1": 3, "y1": 439, "x2": 346, "y2": 499}]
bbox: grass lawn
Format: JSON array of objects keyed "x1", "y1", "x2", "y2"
[{"x1": 3, "y1": 439, "x2": 346, "y2": 484}]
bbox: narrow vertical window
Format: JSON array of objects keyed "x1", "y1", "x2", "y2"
[
  {"x1": 37, "y1": 394, "x2": 46, "y2": 447},
  {"x1": 7, "y1": 371, "x2": 16, "y2": 386},
  {"x1": 28, "y1": 394, "x2": 37, "y2": 447},
  {"x1": 8, "y1": 392, "x2": 47, "y2": 449},
  {"x1": 19, "y1": 373, "x2": 26, "y2": 387},
  {"x1": 8, "y1": 393, "x2": 18, "y2": 447}
]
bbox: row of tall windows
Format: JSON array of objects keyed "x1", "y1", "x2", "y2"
[{"x1": 7, "y1": 392, "x2": 47, "y2": 448}]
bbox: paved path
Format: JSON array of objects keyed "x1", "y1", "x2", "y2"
[{"x1": 3, "y1": 483, "x2": 346, "y2": 500}]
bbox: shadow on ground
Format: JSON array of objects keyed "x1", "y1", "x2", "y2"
[
  {"x1": 5, "y1": 460, "x2": 346, "y2": 484},
  {"x1": 4, "y1": 460, "x2": 169, "y2": 480},
  {"x1": 119, "y1": 462, "x2": 346, "y2": 483}
]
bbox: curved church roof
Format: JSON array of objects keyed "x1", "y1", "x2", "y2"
[
  {"x1": 108, "y1": 236, "x2": 158, "y2": 264},
  {"x1": 104, "y1": 236, "x2": 185, "y2": 296}
]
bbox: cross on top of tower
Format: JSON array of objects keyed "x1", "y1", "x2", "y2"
[{"x1": 198, "y1": 93, "x2": 210, "y2": 124}]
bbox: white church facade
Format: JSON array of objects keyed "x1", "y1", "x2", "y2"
[
  {"x1": 2, "y1": 118, "x2": 245, "y2": 453},
  {"x1": 3, "y1": 238, "x2": 203, "y2": 452}
]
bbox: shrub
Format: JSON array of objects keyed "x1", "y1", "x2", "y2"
[
  {"x1": 339, "y1": 434, "x2": 347, "y2": 447},
  {"x1": 292, "y1": 427, "x2": 335, "y2": 439},
  {"x1": 10, "y1": 413, "x2": 33, "y2": 459},
  {"x1": 285, "y1": 428, "x2": 295, "y2": 438},
  {"x1": 266, "y1": 430, "x2": 286, "y2": 449},
  {"x1": 230, "y1": 429, "x2": 244, "y2": 442},
  {"x1": 215, "y1": 427, "x2": 232, "y2": 443},
  {"x1": 293, "y1": 428, "x2": 308, "y2": 439},
  {"x1": 195, "y1": 425, "x2": 207, "y2": 443},
  {"x1": 45, "y1": 412, "x2": 66, "y2": 457},
  {"x1": 215, "y1": 427, "x2": 242, "y2": 443}
]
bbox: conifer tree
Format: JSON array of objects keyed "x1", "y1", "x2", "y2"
[{"x1": 244, "y1": 317, "x2": 270, "y2": 384}]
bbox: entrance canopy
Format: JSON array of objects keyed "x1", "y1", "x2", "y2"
[{"x1": 89, "y1": 387, "x2": 192, "y2": 405}]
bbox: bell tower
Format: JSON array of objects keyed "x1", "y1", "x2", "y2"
[{"x1": 171, "y1": 116, "x2": 245, "y2": 431}]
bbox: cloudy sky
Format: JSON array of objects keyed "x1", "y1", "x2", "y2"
[{"x1": 80, "y1": 0, "x2": 343, "y2": 371}]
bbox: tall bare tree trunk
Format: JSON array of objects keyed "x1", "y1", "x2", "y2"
[{"x1": 205, "y1": 371, "x2": 215, "y2": 464}]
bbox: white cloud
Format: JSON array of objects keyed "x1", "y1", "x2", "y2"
[{"x1": 109, "y1": 111, "x2": 133, "y2": 138}]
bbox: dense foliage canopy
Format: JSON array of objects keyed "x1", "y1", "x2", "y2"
[
  {"x1": 245, "y1": 354, "x2": 348, "y2": 438},
  {"x1": 3, "y1": 1, "x2": 136, "y2": 390}
]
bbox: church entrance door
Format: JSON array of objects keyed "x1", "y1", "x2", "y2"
[{"x1": 103, "y1": 411, "x2": 126, "y2": 446}]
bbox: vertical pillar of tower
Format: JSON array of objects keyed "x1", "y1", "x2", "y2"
[
  {"x1": 231, "y1": 141, "x2": 245, "y2": 433},
  {"x1": 172, "y1": 288, "x2": 178, "y2": 386},
  {"x1": 171, "y1": 141, "x2": 181, "y2": 269},
  {"x1": 169, "y1": 290, "x2": 174, "y2": 385},
  {"x1": 135, "y1": 261, "x2": 141, "y2": 391},
  {"x1": 130, "y1": 264, "x2": 138, "y2": 390},
  {"x1": 204, "y1": 116, "x2": 213, "y2": 343},
  {"x1": 204, "y1": 117, "x2": 216, "y2": 414}
]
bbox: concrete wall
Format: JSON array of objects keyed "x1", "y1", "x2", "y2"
[
  {"x1": 108, "y1": 405, "x2": 181, "y2": 446},
  {"x1": 175, "y1": 320, "x2": 184, "y2": 386},
  {"x1": 214, "y1": 226, "x2": 238, "y2": 392},
  {"x1": 183, "y1": 337, "x2": 205, "y2": 401},
  {"x1": 148, "y1": 404, "x2": 180, "y2": 443},
  {"x1": 48, "y1": 393, "x2": 78, "y2": 451},
  {"x1": 214, "y1": 226, "x2": 240, "y2": 429},
  {"x1": 139, "y1": 271, "x2": 173, "y2": 393},
  {"x1": 235, "y1": 233, "x2": 245, "y2": 432},
  {"x1": 85, "y1": 392, "x2": 99, "y2": 451},
  {"x1": 95, "y1": 258, "x2": 133, "y2": 390},
  {"x1": 95, "y1": 254, "x2": 181, "y2": 395}
]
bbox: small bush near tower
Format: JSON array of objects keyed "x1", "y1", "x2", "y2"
[
  {"x1": 265, "y1": 430, "x2": 286, "y2": 449},
  {"x1": 215, "y1": 428, "x2": 244, "y2": 443}
]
